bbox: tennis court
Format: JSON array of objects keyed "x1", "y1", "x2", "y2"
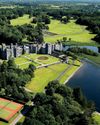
[{"x1": 0, "y1": 98, "x2": 23, "y2": 122}]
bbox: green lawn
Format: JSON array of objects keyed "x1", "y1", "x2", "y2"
[
  {"x1": 44, "y1": 20, "x2": 96, "y2": 43},
  {"x1": 15, "y1": 54, "x2": 60, "y2": 69},
  {"x1": 27, "y1": 54, "x2": 60, "y2": 64},
  {"x1": 15, "y1": 54, "x2": 39, "y2": 69},
  {"x1": 60, "y1": 60, "x2": 81, "y2": 83},
  {"x1": 10, "y1": 14, "x2": 33, "y2": 26},
  {"x1": 26, "y1": 59, "x2": 81, "y2": 93},
  {"x1": 26, "y1": 63, "x2": 68, "y2": 92}
]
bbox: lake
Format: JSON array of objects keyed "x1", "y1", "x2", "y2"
[
  {"x1": 67, "y1": 62, "x2": 100, "y2": 112},
  {"x1": 63, "y1": 46, "x2": 100, "y2": 53}
]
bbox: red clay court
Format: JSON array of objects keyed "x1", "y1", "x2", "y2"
[{"x1": 0, "y1": 98, "x2": 23, "y2": 122}]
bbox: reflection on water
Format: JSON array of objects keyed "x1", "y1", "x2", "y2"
[{"x1": 67, "y1": 62, "x2": 100, "y2": 111}]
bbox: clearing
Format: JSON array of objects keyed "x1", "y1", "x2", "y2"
[
  {"x1": 10, "y1": 14, "x2": 33, "y2": 26},
  {"x1": 44, "y1": 20, "x2": 96, "y2": 44}
]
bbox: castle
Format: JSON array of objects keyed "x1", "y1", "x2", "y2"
[{"x1": 0, "y1": 42, "x2": 63, "y2": 60}]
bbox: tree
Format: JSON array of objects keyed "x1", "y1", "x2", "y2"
[
  {"x1": 44, "y1": 16, "x2": 51, "y2": 24},
  {"x1": 61, "y1": 16, "x2": 69, "y2": 24},
  {"x1": 0, "y1": 61, "x2": 8, "y2": 72},
  {"x1": 24, "y1": 81, "x2": 95, "y2": 125},
  {"x1": 7, "y1": 58, "x2": 16, "y2": 69},
  {"x1": 29, "y1": 64, "x2": 36, "y2": 71},
  {"x1": 62, "y1": 37, "x2": 67, "y2": 42},
  {"x1": 32, "y1": 18, "x2": 37, "y2": 24}
]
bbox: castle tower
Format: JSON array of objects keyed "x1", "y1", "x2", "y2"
[{"x1": 10, "y1": 43, "x2": 14, "y2": 58}]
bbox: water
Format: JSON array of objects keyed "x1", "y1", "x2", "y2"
[
  {"x1": 67, "y1": 62, "x2": 100, "y2": 112},
  {"x1": 63, "y1": 46, "x2": 100, "y2": 53}
]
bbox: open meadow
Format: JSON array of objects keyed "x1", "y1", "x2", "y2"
[
  {"x1": 10, "y1": 14, "x2": 96, "y2": 44},
  {"x1": 44, "y1": 20, "x2": 96, "y2": 44},
  {"x1": 10, "y1": 14, "x2": 33, "y2": 26}
]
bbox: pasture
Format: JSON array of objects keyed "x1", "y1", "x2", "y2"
[{"x1": 44, "y1": 20, "x2": 96, "y2": 43}]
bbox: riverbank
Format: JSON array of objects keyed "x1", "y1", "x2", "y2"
[
  {"x1": 63, "y1": 62, "x2": 83, "y2": 84},
  {"x1": 82, "y1": 54, "x2": 100, "y2": 65},
  {"x1": 63, "y1": 41, "x2": 99, "y2": 47}
]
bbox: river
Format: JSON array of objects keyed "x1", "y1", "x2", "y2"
[{"x1": 67, "y1": 62, "x2": 100, "y2": 112}]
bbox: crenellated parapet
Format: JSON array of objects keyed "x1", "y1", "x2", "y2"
[{"x1": 0, "y1": 42, "x2": 63, "y2": 60}]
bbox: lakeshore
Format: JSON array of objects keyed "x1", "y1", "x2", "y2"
[{"x1": 63, "y1": 63, "x2": 83, "y2": 84}]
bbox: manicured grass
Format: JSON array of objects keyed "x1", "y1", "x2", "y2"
[
  {"x1": 15, "y1": 54, "x2": 59, "y2": 69},
  {"x1": 18, "y1": 116, "x2": 25, "y2": 124},
  {"x1": 10, "y1": 14, "x2": 33, "y2": 26},
  {"x1": 26, "y1": 59, "x2": 81, "y2": 93},
  {"x1": 26, "y1": 63, "x2": 68, "y2": 92},
  {"x1": 92, "y1": 112, "x2": 100, "y2": 124},
  {"x1": 15, "y1": 54, "x2": 39, "y2": 69},
  {"x1": 44, "y1": 20, "x2": 96, "y2": 43},
  {"x1": 15, "y1": 56, "x2": 28, "y2": 64},
  {"x1": 27, "y1": 54, "x2": 60, "y2": 64},
  {"x1": 60, "y1": 60, "x2": 81, "y2": 83}
]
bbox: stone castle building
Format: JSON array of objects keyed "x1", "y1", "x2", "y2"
[{"x1": 0, "y1": 42, "x2": 63, "y2": 60}]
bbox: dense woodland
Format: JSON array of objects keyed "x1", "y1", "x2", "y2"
[
  {"x1": 21, "y1": 81, "x2": 96, "y2": 125},
  {"x1": 67, "y1": 47, "x2": 98, "y2": 56},
  {"x1": 0, "y1": 58, "x2": 36, "y2": 102},
  {"x1": 0, "y1": 3, "x2": 100, "y2": 44}
]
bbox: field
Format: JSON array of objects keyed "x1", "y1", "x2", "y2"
[
  {"x1": 10, "y1": 14, "x2": 96, "y2": 44},
  {"x1": 26, "y1": 58, "x2": 81, "y2": 92},
  {"x1": 0, "y1": 98, "x2": 23, "y2": 122},
  {"x1": 15, "y1": 54, "x2": 60, "y2": 69},
  {"x1": 44, "y1": 20, "x2": 96, "y2": 43},
  {"x1": 10, "y1": 14, "x2": 33, "y2": 26}
]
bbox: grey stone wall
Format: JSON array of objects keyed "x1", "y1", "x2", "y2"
[{"x1": 0, "y1": 42, "x2": 63, "y2": 60}]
